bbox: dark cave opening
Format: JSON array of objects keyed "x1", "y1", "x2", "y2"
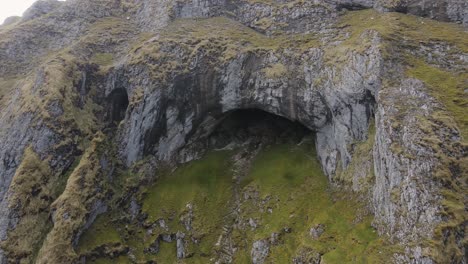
[
  {"x1": 336, "y1": 3, "x2": 370, "y2": 11},
  {"x1": 108, "y1": 88, "x2": 129, "y2": 124},
  {"x1": 204, "y1": 109, "x2": 313, "y2": 148}
]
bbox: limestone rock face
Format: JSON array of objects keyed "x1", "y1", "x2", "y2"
[
  {"x1": 251, "y1": 239, "x2": 270, "y2": 264},
  {"x1": 373, "y1": 79, "x2": 443, "y2": 241},
  {"x1": 116, "y1": 43, "x2": 379, "y2": 176},
  {"x1": 376, "y1": 0, "x2": 468, "y2": 24},
  {"x1": 372, "y1": 77, "x2": 466, "y2": 262},
  {"x1": 176, "y1": 231, "x2": 186, "y2": 259},
  {"x1": 337, "y1": 0, "x2": 468, "y2": 24},
  {"x1": 0, "y1": 0, "x2": 466, "y2": 263}
]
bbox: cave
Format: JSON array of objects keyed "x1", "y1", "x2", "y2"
[
  {"x1": 108, "y1": 88, "x2": 129, "y2": 123},
  {"x1": 336, "y1": 3, "x2": 369, "y2": 11},
  {"x1": 1, "y1": 0, "x2": 466, "y2": 262},
  {"x1": 201, "y1": 108, "x2": 313, "y2": 149}
]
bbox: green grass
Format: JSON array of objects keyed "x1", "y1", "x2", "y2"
[
  {"x1": 91, "y1": 53, "x2": 114, "y2": 66},
  {"x1": 406, "y1": 57, "x2": 468, "y2": 139},
  {"x1": 142, "y1": 150, "x2": 234, "y2": 222},
  {"x1": 236, "y1": 142, "x2": 396, "y2": 263},
  {"x1": 78, "y1": 150, "x2": 235, "y2": 262},
  {"x1": 324, "y1": 9, "x2": 467, "y2": 68},
  {"x1": 128, "y1": 16, "x2": 320, "y2": 83},
  {"x1": 77, "y1": 214, "x2": 122, "y2": 254},
  {"x1": 77, "y1": 142, "x2": 398, "y2": 263},
  {"x1": 36, "y1": 134, "x2": 107, "y2": 264},
  {"x1": 332, "y1": 12, "x2": 467, "y2": 261},
  {"x1": 238, "y1": 143, "x2": 326, "y2": 241},
  {"x1": 88, "y1": 256, "x2": 131, "y2": 264},
  {"x1": 142, "y1": 150, "x2": 235, "y2": 262},
  {"x1": 338, "y1": 9, "x2": 467, "y2": 53},
  {"x1": 262, "y1": 63, "x2": 288, "y2": 79},
  {"x1": 1, "y1": 147, "x2": 54, "y2": 263}
]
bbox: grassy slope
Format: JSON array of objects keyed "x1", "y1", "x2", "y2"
[
  {"x1": 338, "y1": 9, "x2": 467, "y2": 52},
  {"x1": 78, "y1": 142, "x2": 397, "y2": 263},
  {"x1": 141, "y1": 150, "x2": 235, "y2": 263},
  {"x1": 36, "y1": 134, "x2": 107, "y2": 264},
  {"x1": 234, "y1": 143, "x2": 396, "y2": 263},
  {"x1": 406, "y1": 58, "x2": 468, "y2": 139},
  {"x1": 78, "y1": 150, "x2": 236, "y2": 263},
  {"x1": 3, "y1": 6, "x2": 465, "y2": 263}
]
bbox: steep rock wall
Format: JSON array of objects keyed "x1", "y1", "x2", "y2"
[
  {"x1": 114, "y1": 36, "x2": 380, "y2": 177},
  {"x1": 0, "y1": 0, "x2": 465, "y2": 263}
]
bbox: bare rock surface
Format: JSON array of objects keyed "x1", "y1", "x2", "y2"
[{"x1": 0, "y1": 0, "x2": 466, "y2": 263}]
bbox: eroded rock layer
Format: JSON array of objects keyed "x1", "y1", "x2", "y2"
[{"x1": 0, "y1": 0, "x2": 466, "y2": 263}]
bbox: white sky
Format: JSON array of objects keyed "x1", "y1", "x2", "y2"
[
  {"x1": 0, "y1": 0, "x2": 65, "y2": 24},
  {"x1": 0, "y1": 0, "x2": 36, "y2": 24}
]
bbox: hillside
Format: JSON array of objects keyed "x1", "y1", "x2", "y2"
[{"x1": 0, "y1": 0, "x2": 466, "y2": 263}]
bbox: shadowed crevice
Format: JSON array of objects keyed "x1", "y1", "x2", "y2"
[{"x1": 108, "y1": 88, "x2": 129, "y2": 124}]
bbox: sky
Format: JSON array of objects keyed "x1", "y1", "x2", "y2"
[{"x1": 0, "y1": 0, "x2": 61, "y2": 24}]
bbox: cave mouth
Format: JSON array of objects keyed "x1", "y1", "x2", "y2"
[
  {"x1": 108, "y1": 88, "x2": 129, "y2": 124},
  {"x1": 205, "y1": 108, "x2": 313, "y2": 149}
]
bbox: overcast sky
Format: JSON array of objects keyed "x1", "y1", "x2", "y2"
[{"x1": 0, "y1": 0, "x2": 65, "y2": 24}]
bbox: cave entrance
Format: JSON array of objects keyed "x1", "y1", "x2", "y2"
[
  {"x1": 108, "y1": 88, "x2": 129, "y2": 124},
  {"x1": 205, "y1": 109, "x2": 313, "y2": 149}
]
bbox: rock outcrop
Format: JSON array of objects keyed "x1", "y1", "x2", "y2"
[
  {"x1": 0, "y1": 0, "x2": 466, "y2": 263},
  {"x1": 336, "y1": 0, "x2": 468, "y2": 24},
  {"x1": 251, "y1": 239, "x2": 270, "y2": 264}
]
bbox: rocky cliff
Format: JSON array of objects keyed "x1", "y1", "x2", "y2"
[{"x1": 0, "y1": 0, "x2": 466, "y2": 263}]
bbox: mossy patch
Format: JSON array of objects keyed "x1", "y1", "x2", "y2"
[
  {"x1": 406, "y1": 57, "x2": 468, "y2": 139},
  {"x1": 77, "y1": 141, "x2": 398, "y2": 263},
  {"x1": 411, "y1": 111, "x2": 467, "y2": 262},
  {"x1": 91, "y1": 53, "x2": 114, "y2": 66},
  {"x1": 403, "y1": 58, "x2": 466, "y2": 260},
  {"x1": 142, "y1": 150, "x2": 235, "y2": 261},
  {"x1": 235, "y1": 142, "x2": 398, "y2": 263},
  {"x1": 88, "y1": 256, "x2": 132, "y2": 264},
  {"x1": 77, "y1": 150, "x2": 235, "y2": 263},
  {"x1": 1, "y1": 147, "x2": 66, "y2": 263},
  {"x1": 77, "y1": 214, "x2": 122, "y2": 254},
  {"x1": 7, "y1": 147, "x2": 53, "y2": 213},
  {"x1": 338, "y1": 9, "x2": 467, "y2": 53},
  {"x1": 127, "y1": 16, "x2": 320, "y2": 83},
  {"x1": 392, "y1": 65, "x2": 467, "y2": 262},
  {"x1": 262, "y1": 63, "x2": 287, "y2": 79},
  {"x1": 36, "y1": 134, "x2": 108, "y2": 264}
]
